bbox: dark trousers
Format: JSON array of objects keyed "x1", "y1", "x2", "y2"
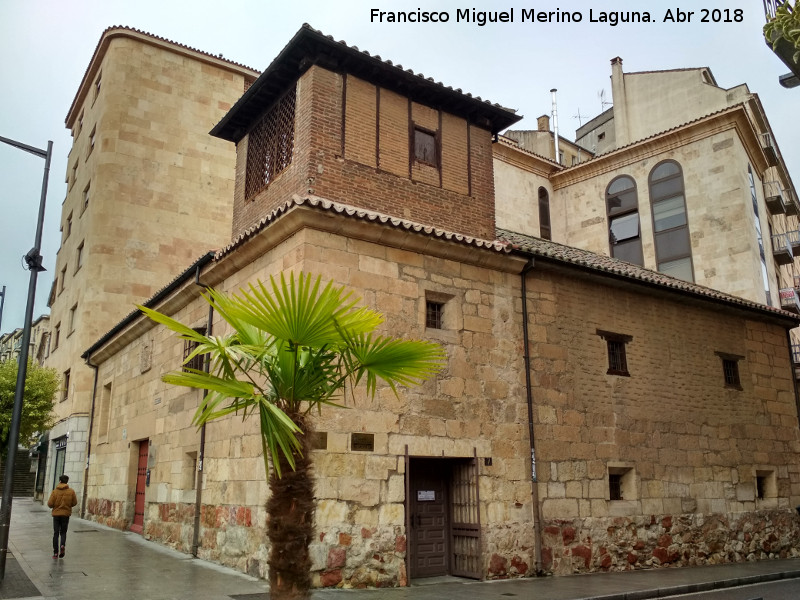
[{"x1": 52, "y1": 516, "x2": 70, "y2": 553}]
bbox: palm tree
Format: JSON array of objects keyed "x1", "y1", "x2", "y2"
[{"x1": 139, "y1": 272, "x2": 445, "y2": 600}]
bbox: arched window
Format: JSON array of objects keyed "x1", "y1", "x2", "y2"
[
  {"x1": 606, "y1": 176, "x2": 643, "y2": 266},
  {"x1": 538, "y1": 187, "x2": 551, "y2": 240},
  {"x1": 649, "y1": 161, "x2": 694, "y2": 282}
]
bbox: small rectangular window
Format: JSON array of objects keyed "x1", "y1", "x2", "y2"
[
  {"x1": 183, "y1": 327, "x2": 207, "y2": 372},
  {"x1": 53, "y1": 324, "x2": 61, "y2": 350},
  {"x1": 88, "y1": 126, "x2": 97, "y2": 159},
  {"x1": 98, "y1": 382, "x2": 112, "y2": 441},
  {"x1": 94, "y1": 72, "x2": 102, "y2": 101},
  {"x1": 75, "y1": 242, "x2": 84, "y2": 272},
  {"x1": 65, "y1": 212, "x2": 73, "y2": 240},
  {"x1": 608, "y1": 465, "x2": 636, "y2": 500},
  {"x1": 715, "y1": 351, "x2": 743, "y2": 390},
  {"x1": 83, "y1": 182, "x2": 90, "y2": 211},
  {"x1": 755, "y1": 470, "x2": 776, "y2": 500},
  {"x1": 59, "y1": 267, "x2": 66, "y2": 293},
  {"x1": 607, "y1": 340, "x2": 627, "y2": 374},
  {"x1": 426, "y1": 301, "x2": 444, "y2": 329},
  {"x1": 68, "y1": 304, "x2": 77, "y2": 334},
  {"x1": 62, "y1": 369, "x2": 70, "y2": 402},
  {"x1": 597, "y1": 330, "x2": 632, "y2": 376},
  {"x1": 609, "y1": 473, "x2": 623, "y2": 500},
  {"x1": 413, "y1": 127, "x2": 437, "y2": 166},
  {"x1": 723, "y1": 359, "x2": 740, "y2": 387}
]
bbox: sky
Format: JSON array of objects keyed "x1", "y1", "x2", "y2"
[{"x1": 0, "y1": 0, "x2": 796, "y2": 333}]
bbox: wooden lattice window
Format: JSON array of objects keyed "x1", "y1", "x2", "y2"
[{"x1": 245, "y1": 87, "x2": 296, "y2": 200}]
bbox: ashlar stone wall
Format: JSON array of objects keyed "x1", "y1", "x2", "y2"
[
  {"x1": 528, "y1": 261, "x2": 800, "y2": 574},
  {"x1": 86, "y1": 225, "x2": 535, "y2": 586}
]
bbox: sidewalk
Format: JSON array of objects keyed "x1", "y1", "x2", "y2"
[{"x1": 2, "y1": 495, "x2": 800, "y2": 600}]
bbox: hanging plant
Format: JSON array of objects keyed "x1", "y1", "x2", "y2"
[{"x1": 764, "y1": 0, "x2": 800, "y2": 64}]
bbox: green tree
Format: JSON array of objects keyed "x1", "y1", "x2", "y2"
[
  {"x1": 0, "y1": 359, "x2": 58, "y2": 451},
  {"x1": 140, "y1": 273, "x2": 445, "y2": 600}
]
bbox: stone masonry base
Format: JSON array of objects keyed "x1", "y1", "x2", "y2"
[{"x1": 543, "y1": 509, "x2": 800, "y2": 575}]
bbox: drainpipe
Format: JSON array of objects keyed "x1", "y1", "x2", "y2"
[
  {"x1": 82, "y1": 356, "x2": 100, "y2": 518},
  {"x1": 192, "y1": 266, "x2": 213, "y2": 557},
  {"x1": 786, "y1": 330, "x2": 800, "y2": 430},
  {"x1": 520, "y1": 257, "x2": 544, "y2": 574}
]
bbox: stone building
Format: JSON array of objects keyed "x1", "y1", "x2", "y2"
[
  {"x1": 41, "y1": 27, "x2": 259, "y2": 506},
  {"x1": 496, "y1": 58, "x2": 800, "y2": 315},
  {"x1": 77, "y1": 25, "x2": 800, "y2": 586},
  {"x1": 0, "y1": 314, "x2": 50, "y2": 364}
]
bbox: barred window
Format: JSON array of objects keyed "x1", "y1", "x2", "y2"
[
  {"x1": 715, "y1": 351, "x2": 743, "y2": 390},
  {"x1": 597, "y1": 329, "x2": 632, "y2": 376},
  {"x1": 426, "y1": 301, "x2": 444, "y2": 329},
  {"x1": 183, "y1": 328, "x2": 207, "y2": 372},
  {"x1": 245, "y1": 88, "x2": 296, "y2": 200}
]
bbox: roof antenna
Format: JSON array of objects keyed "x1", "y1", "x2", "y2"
[
  {"x1": 598, "y1": 89, "x2": 612, "y2": 112},
  {"x1": 573, "y1": 108, "x2": 586, "y2": 127}
]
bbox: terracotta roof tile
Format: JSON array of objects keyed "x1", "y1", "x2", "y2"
[{"x1": 496, "y1": 228, "x2": 799, "y2": 322}]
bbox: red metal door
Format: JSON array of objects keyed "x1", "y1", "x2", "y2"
[{"x1": 130, "y1": 439, "x2": 148, "y2": 534}]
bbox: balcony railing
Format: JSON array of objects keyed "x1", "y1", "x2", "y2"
[
  {"x1": 772, "y1": 232, "x2": 794, "y2": 265},
  {"x1": 763, "y1": 0, "x2": 786, "y2": 21},
  {"x1": 761, "y1": 133, "x2": 779, "y2": 167},
  {"x1": 780, "y1": 287, "x2": 800, "y2": 313},
  {"x1": 787, "y1": 229, "x2": 800, "y2": 252},
  {"x1": 764, "y1": 181, "x2": 786, "y2": 215},
  {"x1": 785, "y1": 189, "x2": 800, "y2": 216}
]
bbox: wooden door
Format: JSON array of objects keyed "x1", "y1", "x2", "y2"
[
  {"x1": 450, "y1": 459, "x2": 482, "y2": 579},
  {"x1": 130, "y1": 439, "x2": 148, "y2": 534},
  {"x1": 409, "y1": 460, "x2": 448, "y2": 578}
]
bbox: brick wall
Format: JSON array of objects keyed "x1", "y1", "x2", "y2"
[{"x1": 231, "y1": 67, "x2": 496, "y2": 241}]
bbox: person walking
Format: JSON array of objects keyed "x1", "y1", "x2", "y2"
[{"x1": 47, "y1": 474, "x2": 78, "y2": 559}]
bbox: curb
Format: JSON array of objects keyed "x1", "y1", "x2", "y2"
[{"x1": 588, "y1": 568, "x2": 800, "y2": 600}]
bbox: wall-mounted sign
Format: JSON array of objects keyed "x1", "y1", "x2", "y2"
[
  {"x1": 54, "y1": 438, "x2": 68, "y2": 450},
  {"x1": 417, "y1": 490, "x2": 435, "y2": 501}
]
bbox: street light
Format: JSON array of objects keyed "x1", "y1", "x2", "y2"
[{"x1": 0, "y1": 135, "x2": 52, "y2": 581}]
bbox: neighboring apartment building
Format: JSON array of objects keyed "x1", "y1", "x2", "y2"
[
  {"x1": 495, "y1": 58, "x2": 800, "y2": 318},
  {"x1": 0, "y1": 315, "x2": 50, "y2": 365},
  {"x1": 41, "y1": 27, "x2": 259, "y2": 505},
  {"x1": 76, "y1": 25, "x2": 800, "y2": 586}
]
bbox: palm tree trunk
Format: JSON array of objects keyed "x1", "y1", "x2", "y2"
[{"x1": 266, "y1": 413, "x2": 315, "y2": 600}]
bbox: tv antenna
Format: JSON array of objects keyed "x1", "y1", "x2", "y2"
[
  {"x1": 573, "y1": 108, "x2": 587, "y2": 127},
  {"x1": 598, "y1": 89, "x2": 613, "y2": 112}
]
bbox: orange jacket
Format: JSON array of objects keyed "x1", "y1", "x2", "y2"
[{"x1": 48, "y1": 483, "x2": 78, "y2": 517}]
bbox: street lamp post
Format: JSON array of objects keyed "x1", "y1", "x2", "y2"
[
  {"x1": 0, "y1": 135, "x2": 52, "y2": 581},
  {"x1": 0, "y1": 285, "x2": 5, "y2": 332}
]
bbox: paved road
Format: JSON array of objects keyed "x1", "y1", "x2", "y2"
[{"x1": 669, "y1": 578, "x2": 800, "y2": 599}]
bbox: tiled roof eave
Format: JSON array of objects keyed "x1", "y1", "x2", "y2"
[
  {"x1": 497, "y1": 228, "x2": 800, "y2": 326},
  {"x1": 211, "y1": 24, "x2": 521, "y2": 142}
]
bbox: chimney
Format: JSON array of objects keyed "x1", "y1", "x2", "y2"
[
  {"x1": 610, "y1": 57, "x2": 629, "y2": 146},
  {"x1": 537, "y1": 114, "x2": 551, "y2": 132}
]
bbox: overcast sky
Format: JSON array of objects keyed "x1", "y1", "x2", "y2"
[{"x1": 0, "y1": 0, "x2": 795, "y2": 334}]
